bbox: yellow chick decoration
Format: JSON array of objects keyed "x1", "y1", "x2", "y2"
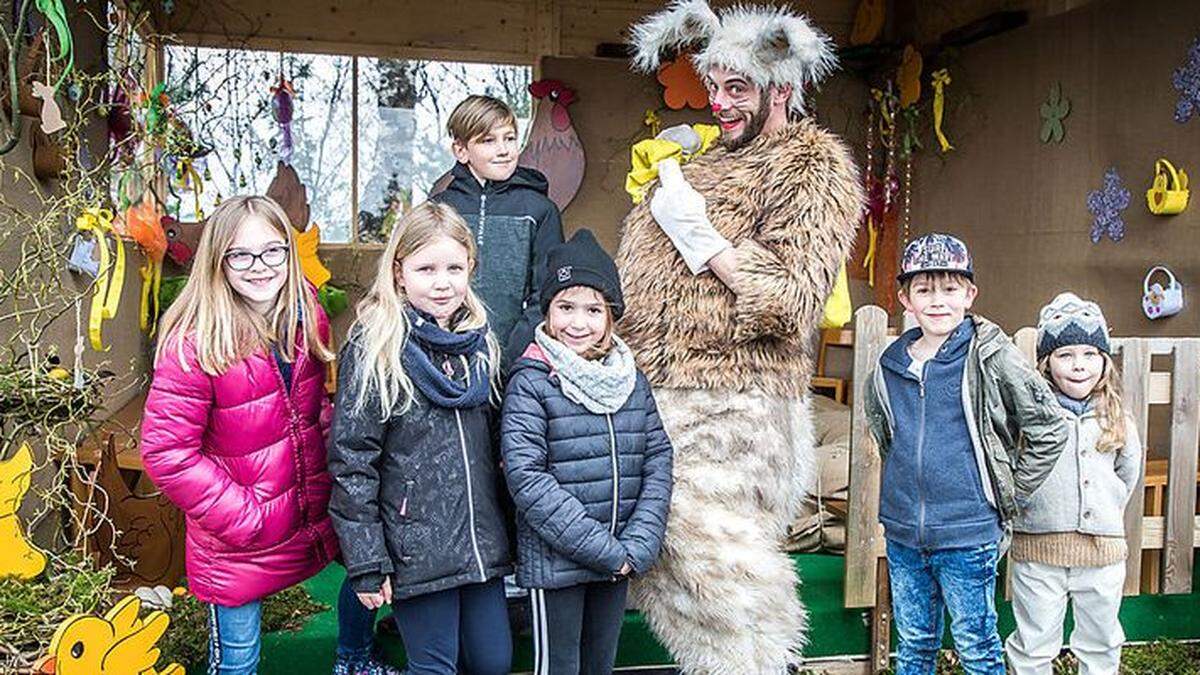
[
  {"x1": 0, "y1": 443, "x2": 47, "y2": 580},
  {"x1": 294, "y1": 224, "x2": 332, "y2": 288},
  {"x1": 37, "y1": 595, "x2": 185, "y2": 675}
]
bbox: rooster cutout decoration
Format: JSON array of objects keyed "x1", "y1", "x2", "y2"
[
  {"x1": 37, "y1": 595, "x2": 185, "y2": 675},
  {"x1": 519, "y1": 79, "x2": 584, "y2": 211}
]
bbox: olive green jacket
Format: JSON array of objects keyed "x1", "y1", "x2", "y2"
[{"x1": 865, "y1": 315, "x2": 1070, "y2": 523}]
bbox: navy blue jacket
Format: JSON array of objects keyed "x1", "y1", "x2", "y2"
[
  {"x1": 877, "y1": 319, "x2": 1003, "y2": 550},
  {"x1": 499, "y1": 350, "x2": 673, "y2": 589},
  {"x1": 432, "y1": 164, "x2": 564, "y2": 366}
]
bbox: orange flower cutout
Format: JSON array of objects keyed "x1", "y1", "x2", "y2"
[
  {"x1": 657, "y1": 57, "x2": 709, "y2": 111},
  {"x1": 125, "y1": 197, "x2": 166, "y2": 262}
]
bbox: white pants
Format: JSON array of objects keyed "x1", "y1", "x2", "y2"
[{"x1": 1005, "y1": 559, "x2": 1126, "y2": 675}]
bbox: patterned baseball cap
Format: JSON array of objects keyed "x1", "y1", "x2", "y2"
[{"x1": 897, "y1": 233, "x2": 974, "y2": 282}]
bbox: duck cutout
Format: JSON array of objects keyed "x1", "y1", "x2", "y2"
[
  {"x1": 0, "y1": 443, "x2": 47, "y2": 580},
  {"x1": 81, "y1": 436, "x2": 185, "y2": 590},
  {"x1": 36, "y1": 595, "x2": 185, "y2": 675},
  {"x1": 1, "y1": 31, "x2": 45, "y2": 117},
  {"x1": 31, "y1": 81, "x2": 66, "y2": 134},
  {"x1": 31, "y1": 124, "x2": 67, "y2": 181},
  {"x1": 519, "y1": 79, "x2": 584, "y2": 211}
]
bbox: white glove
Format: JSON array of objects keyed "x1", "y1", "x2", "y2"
[
  {"x1": 649, "y1": 158, "x2": 731, "y2": 275},
  {"x1": 656, "y1": 124, "x2": 703, "y2": 154}
]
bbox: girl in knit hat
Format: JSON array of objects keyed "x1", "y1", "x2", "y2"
[
  {"x1": 1006, "y1": 292, "x2": 1142, "y2": 675},
  {"x1": 501, "y1": 228, "x2": 674, "y2": 674}
]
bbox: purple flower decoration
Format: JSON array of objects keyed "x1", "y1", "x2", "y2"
[
  {"x1": 1174, "y1": 37, "x2": 1200, "y2": 123},
  {"x1": 1087, "y1": 167, "x2": 1130, "y2": 243}
]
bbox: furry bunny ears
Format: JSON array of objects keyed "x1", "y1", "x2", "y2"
[{"x1": 628, "y1": 0, "x2": 838, "y2": 115}]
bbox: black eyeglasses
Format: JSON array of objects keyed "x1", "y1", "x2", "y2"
[{"x1": 224, "y1": 245, "x2": 289, "y2": 271}]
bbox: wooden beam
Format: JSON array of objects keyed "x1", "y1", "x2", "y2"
[
  {"x1": 1117, "y1": 339, "x2": 1151, "y2": 595},
  {"x1": 1163, "y1": 340, "x2": 1200, "y2": 594},
  {"x1": 173, "y1": 32, "x2": 536, "y2": 67}
]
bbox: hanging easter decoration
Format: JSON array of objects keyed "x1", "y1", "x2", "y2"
[
  {"x1": 1146, "y1": 158, "x2": 1189, "y2": 215},
  {"x1": 271, "y1": 75, "x2": 295, "y2": 164},
  {"x1": 124, "y1": 197, "x2": 167, "y2": 336},
  {"x1": 75, "y1": 208, "x2": 125, "y2": 351}
]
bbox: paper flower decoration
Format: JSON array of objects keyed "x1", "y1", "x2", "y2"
[
  {"x1": 657, "y1": 57, "x2": 708, "y2": 110},
  {"x1": 1040, "y1": 82, "x2": 1070, "y2": 143},
  {"x1": 1087, "y1": 167, "x2": 1131, "y2": 243},
  {"x1": 1173, "y1": 37, "x2": 1200, "y2": 124},
  {"x1": 897, "y1": 45, "x2": 923, "y2": 108}
]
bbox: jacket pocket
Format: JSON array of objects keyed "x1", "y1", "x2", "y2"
[{"x1": 396, "y1": 479, "x2": 415, "y2": 566}]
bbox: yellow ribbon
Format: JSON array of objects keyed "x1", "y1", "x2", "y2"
[
  {"x1": 176, "y1": 157, "x2": 205, "y2": 219},
  {"x1": 139, "y1": 259, "x2": 162, "y2": 337},
  {"x1": 872, "y1": 88, "x2": 896, "y2": 139},
  {"x1": 75, "y1": 208, "x2": 124, "y2": 351},
  {"x1": 862, "y1": 218, "x2": 878, "y2": 287},
  {"x1": 625, "y1": 124, "x2": 720, "y2": 204},
  {"x1": 931, "y1": 69, "x2": 954, "y2": 153}
]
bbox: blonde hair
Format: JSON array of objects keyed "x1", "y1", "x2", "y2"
[
  {"x1": 155, "y1": 195, "x2": 333, "y2": 374},
  {"x1": 1038, "y1": 351, "x2": 1127, "y2": 452},
  {"x1": 352, "y1": 201, "x2": 500, "y2": 419},
  {"x1": 543, "y1": 286, "x2": 615, "y2": 361},
  {"x1": 447, "y1": 95, "x2": 517, "y2": 143}
]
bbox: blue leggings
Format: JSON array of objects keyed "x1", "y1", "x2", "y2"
[{"x1": 391, "y1": 577, "x2": 512, "y2": 675}]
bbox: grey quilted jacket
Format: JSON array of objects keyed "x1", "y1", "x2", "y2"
[{"x1": 500, "y1": 354, "x2": 673, "y2": 589}]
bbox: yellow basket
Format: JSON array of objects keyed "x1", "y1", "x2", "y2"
[{"x1": 1146, "y1": 158, "x2": 1189, "y2": 215}]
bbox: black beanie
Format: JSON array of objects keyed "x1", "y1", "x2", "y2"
[{"x1": 539, "y1": 229, "x2": 625, "y2": 319}]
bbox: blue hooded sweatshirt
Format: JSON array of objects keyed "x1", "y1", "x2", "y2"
[{"x1": 877, "y1": 318, "x2": 1003, "y2": 550}]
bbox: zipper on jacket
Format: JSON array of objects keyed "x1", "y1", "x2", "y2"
[
  {"x1": 916, "y1": 361, "x2": 928, "y2": 547},
  {"x1": 477, "y1": 194, "x2": 487, "y2": 248},
  {"x1": 606, "y1": 414, "x2": 619, "y2": 535},
  {"x1": 454, "y1": 408, "x2": 487, "y2": 581}
]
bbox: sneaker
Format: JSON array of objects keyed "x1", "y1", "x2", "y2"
[{"x1": 331, "y1": 655, "x2": 402, "y2": 675}]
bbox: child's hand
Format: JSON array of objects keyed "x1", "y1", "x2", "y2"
[
  {"x1": 617, "y1": 561, "x2": 633, "y2": 577},
  {"x1": 357, "y1": 576, "x2": 392, "y2": 609}
]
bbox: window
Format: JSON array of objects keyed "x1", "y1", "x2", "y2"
[{"x1": 161, "y1": 47, "x2": 532, "y2": 245}]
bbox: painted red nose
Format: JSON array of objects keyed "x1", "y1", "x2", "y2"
[{"x1": 711, "y1": 102, "x2": 723, "y2": 113}]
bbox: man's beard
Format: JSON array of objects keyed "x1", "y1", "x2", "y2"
[{"x1": 718, "y1": 94, "x2": 772, "y2": 151}]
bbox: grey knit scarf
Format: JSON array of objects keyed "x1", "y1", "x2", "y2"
[{"x1": 534, "y1": 325, "x2": 637, "y2": 414}]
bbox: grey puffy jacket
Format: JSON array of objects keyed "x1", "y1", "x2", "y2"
[
  {"x1": 500, "y1": 355, "x2": 673, "y2": 589},
  {"x1": 328, "y1": 334, "x2": 512, "y2": 598}
]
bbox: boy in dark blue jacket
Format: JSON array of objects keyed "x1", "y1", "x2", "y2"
[
  {"x1": 865, "y1": 233, "x2": 1068, "y2": 675},
  {"x1": 432, "y1": 95, "x2": 564, "y2": 367},
  {"x1": 501, "y1": 229, "x2": 673, "y2": 674}
]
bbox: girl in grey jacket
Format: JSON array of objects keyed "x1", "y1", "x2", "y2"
[
  {"x1": 501, "y1": 229, "x2": 673, "y2": 675},
  {"x1": 1006, "y1": 293, "x2": 1142, "y2": 675}
]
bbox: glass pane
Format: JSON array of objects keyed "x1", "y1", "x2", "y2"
[
  {"x1": 164, "y1": 47, "x2": 354, "y2": 242},
  {"x1": 356, "y1": 58, "x2": 532, "y2": 244}
]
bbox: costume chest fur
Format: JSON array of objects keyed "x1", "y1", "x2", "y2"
[{"x1": 616, "y1": 119, "x2": 863, "y2": 398}]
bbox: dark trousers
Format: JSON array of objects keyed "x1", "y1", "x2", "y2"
[
  {"x1": 530, "y1": 578, "x2": 629, "y2": 675},
  {"x1": 391, "y1": 577, "x2": 512, "y2": 675}
]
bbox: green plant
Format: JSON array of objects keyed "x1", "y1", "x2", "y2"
[{"x1": 0, "y1": 554, "x2": 114, "y2": 667}]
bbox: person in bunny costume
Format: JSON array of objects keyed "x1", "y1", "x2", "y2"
[{"x1": 614, "y1": 1, "x2": 864, "y2": 671}]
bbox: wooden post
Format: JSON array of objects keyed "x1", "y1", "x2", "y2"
[
  {"x1": 870, "y1": 558, "x2": 892, "y2": 674},
  {"x1": 845, "y1": 305, "x2": 890, "y2": 608},
  {"x1": 1116, "y1": 338, "x2": 1151, "y2": 596},
  {"x1": 1163, "y1": 339, "x2": 1200, "y2": 594}
]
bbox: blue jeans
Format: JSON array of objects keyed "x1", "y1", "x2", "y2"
[
  {"x1": 886, "y1": 539, "x2": 1005, "y2": 675},
  {"x1": 207, "y1": 577, "x2": 376, "y2": 674},
  {"x1": 391, "y1": 578, "x2": 512, "y2": 675}
]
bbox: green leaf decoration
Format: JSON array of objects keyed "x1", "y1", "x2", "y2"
[{"x1": 1040, "y1": 82, "x2": 1071, "y2": 144}]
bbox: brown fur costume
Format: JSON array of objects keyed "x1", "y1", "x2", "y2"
[{"x1": 617, "y1": 119, "x2": 862, "y2": 673}]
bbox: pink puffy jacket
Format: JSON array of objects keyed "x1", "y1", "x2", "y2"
[{"x1": 140, "y1": 313, "x2": 339, "y2": 607}]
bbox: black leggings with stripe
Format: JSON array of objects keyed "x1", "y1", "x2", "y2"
[{"x1": 529, "y1": 578, "x2": 629, "y2": 675}]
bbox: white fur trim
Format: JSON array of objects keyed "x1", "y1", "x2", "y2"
[
  {"x1": 631, "y1": 388, "x2": 815, "y2": 673},
  {"x1": 629, "y1": 1, "x2": 837, "y2": 115}
]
